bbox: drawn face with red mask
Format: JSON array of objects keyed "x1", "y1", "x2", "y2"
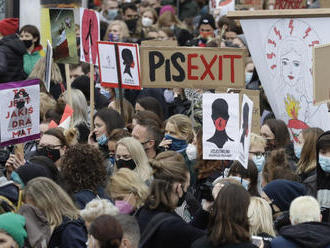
[
  {"x1": 199, "y1": 24, "x2": 214, "y2": 39},
  {"x1": 211, "y1": 98, "x2": 229, "y2": 132}
]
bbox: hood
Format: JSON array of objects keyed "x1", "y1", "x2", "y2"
[
  {"x1": 280, "y1": 222, "x2": 330, "y2": 248},
  {"x1": 0, "y1": 35, "x2": 26, "y2": 55}
]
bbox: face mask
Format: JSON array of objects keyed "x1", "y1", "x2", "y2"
[
  {"x1": 164, "y1": 89, "x2": 175, "y2": 103},
  {"x1": 230, "y1": 176, "x2": 250, "y2": 190},
  {"x1": 106, "y1": 9, "x2": 118, "y2": 20},
  {"x1": 177, "y1": 185, "x2": 187, "y2": 207},
  {"x1": 245, "y1": 72, "x2": 253, "y2": 84},
  {"x1": 294, "y1": 143, "x2": 302, "y2": 159},
  {"x1": 108, "y1": 33, "x2": 120, "y2": 42},
  {"x1": 142, "y1": 17, "x2": 153, "y2": 27},
  {"x1": 125, "y1": 19, "x2": 138, "y2": 31},
  {"x1": 23, "y1": 39, "x2": 33, "y2": 49},
  {"x1": 200, "y1": 31, "x2": 214, "y2": 39},
  {"x1": 37, "y1": 146, "x2": 61, "y2": 162},
  {"x1": 252, "y1": 155, "x2": 265, "y2": 172},
  {"x1": 319, "y1": 155, "x2": 330, "y2": 173},
  {"x1": 186, "y1": 144, "x2": 197, "y2": 161},
  {"x1": 165, "y1": 134, "x2": 187, "y2": 152},
  {"x1": 116, "y1": 159, "x2": 137, "y2": 170},
  {"x1": 96, "y1": 134, "x2": 108, "y2": 146},
  {"x1": 115, "y1": 200, "x2": 134, "y2": 214}
]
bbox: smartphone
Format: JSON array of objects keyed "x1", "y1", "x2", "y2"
[{"x1": 251, "y1": 236, "x2": 263, "y2": 247}]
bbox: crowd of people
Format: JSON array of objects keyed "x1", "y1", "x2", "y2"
[{"x1": 0, "y1": 0, "x2": 329, "y2": 247}]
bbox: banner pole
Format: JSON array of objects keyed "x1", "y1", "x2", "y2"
[
  {"x1": 90, "y1": 64, "x2": 95, "y2": 131},
  {"x1": 65, "y1": 64, "x2": 73, "y2": 128}
]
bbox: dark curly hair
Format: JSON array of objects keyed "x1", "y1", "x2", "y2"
[{"x1": 61, "y1": 144, "x2": 107, "y2": 194}]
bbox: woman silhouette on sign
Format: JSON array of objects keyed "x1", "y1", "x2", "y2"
[
  {"x1": 240, "y1": 103, "x2": 249, "y2": 150},
  {"x1": 207, "y1": 98, "x2": 233, "y2": 148},
  {"x1": 122, "y1": 48, "x2": 134, "y2": 78}
]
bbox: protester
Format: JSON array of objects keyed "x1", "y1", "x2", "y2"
[
  {"x1": 23, "y1": 177, "x2": 87, "y2": 247},
  {"x1": 61, "y1": 144, "x2": 108, "y2": 209},
  {"x1": 135, "y1": 96, "x2": 165, "y2": 121},
  {"x1": 115, "y1": 214, "x2": 140, "y2": 248},
  {"x1": 107, "y1": 168, "x2": 149, "y2": 214},
  {"x1": 104, "y1": 20, "x2": 130, "y2": 42},
  {"x1": 109, "y1": 98, "x2": 135, "y2": 130},
  {"x1": 0, "y1": 212, "x2": 27, "y2": 248},
  {"x1": 115, "y1": 137, "x2": 152, "y2": 183}
]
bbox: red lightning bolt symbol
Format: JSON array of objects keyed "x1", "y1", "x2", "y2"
[
  {"x1": 271, "y1": 64, "x2": 277, "y2": 70},
  {"x1": 289, "y1": 20, "x2": 294, "y2": 35},
  {"x1": 309, "y1": 40, "x2": 320, "y2": 47},
  {"x1": 267, "y1": 53, "x2": 276, "y2": 59},
  {"x1": 303, "y1": 27, "x2": 311, "y2": 39},
  {"x1": 268, "y1": 39, "x2": 277, "y2": 47},
  {"x1": 274, "y1": 27, "x2": 282, "y2": 40}
]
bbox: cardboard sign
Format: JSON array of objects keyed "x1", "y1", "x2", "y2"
[
  {"x1": 239, "y1": 16, "x2": 330, "y2": 138},
  {"x1": 272, "y1": 0, "x2": 307, "y2": 9},
  {"x1": 141, "y1": 40, "x2": 177, "y2": 47},
  {"x1": 140, "y1": 46, "x2": 246, "y2": 89},
  {"x1": 320, "y1": 0, "x2": 330, "y2": 8},
  {"x1": 45, "y1": 40, "x2": 53, "y2": 92},
  {"x1": 313, "y1": 43, "x2": 330, "y2": 105},
  {"x1": 80, "y1": 8, "x2": 100, "y2": 65},
  {"x1": 203, "y1": 93, "x2": 240, "y2": 160},
  {"x1": 50, "y1": 8, "x2": 78, "y2": 64},
  {"x1": 97, "y1": 41, "x2": 141, "y2": 90},
  {"x1": 236, "y1": 0, "x2": 264, "y2": 10},
  {"x1": 0, "y1": 79, "x2": 40, "y2": 146},
  {"x1": 237, "y1": 94, "x2": 253, "y2": 168}
]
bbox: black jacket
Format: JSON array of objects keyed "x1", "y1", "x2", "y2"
[
  {"x1": 0, "y1": 35, "x2": 27, "y2": 83},
  {"x1": 271, "y1": 222, "x2": 330, "y2": 248},
  {"x1": 191, "y1": 236, "x2": 257, "y2": 248},
  {"x1": 137, "y1": 206, "x2": 206, "y2": 248}
]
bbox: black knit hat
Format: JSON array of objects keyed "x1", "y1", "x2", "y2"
[{"x1": 198, "y1": 14, "x2": 216, "y2": 30}]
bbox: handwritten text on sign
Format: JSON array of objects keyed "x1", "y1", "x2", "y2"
[{"x1": 140, "y1": 46, "x2": 246, "y2": 89}]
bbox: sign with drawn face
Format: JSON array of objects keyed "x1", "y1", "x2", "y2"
[
  {"x1": 0, "y1": 80, "x2": 40, "y2": 146},
  {"x1": 241, "y1": 18, "x2": 330, "y2": 141},
  {"x1": 203, "y1": 93, "x2": 240, "y2": 160}
]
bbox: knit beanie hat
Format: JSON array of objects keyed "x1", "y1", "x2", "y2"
[
  {"x1": 198, "y1": 14, "x2": 216, "y2": 30},
  {"x1": 16, "y1": 163, "x2": 53, "y2": 186},
  {"x1": 0, "y1": 18, "x2": 19, "y2": 36},
  {"x1": 0, "y1": 213, "x2": 27, "y2": 248},
  {"x1": 263, "y1": 179, "x2": 306, "y2": 211}
]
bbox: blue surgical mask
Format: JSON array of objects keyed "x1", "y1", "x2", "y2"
[
  {"x1": 245, "y1": 72, "x2": 253, "y2": 85},
  {"x1": 165, "y1": 134, "x2": 187, "y2": 152},
  {"x1": 105, "y1": 9, "x2": 118, "y2": 20},
  {"x1": 229, "y1": 176, "x2": 250, "y2": 190},
  {"x1": 252, "y1": 155, "x2": 265, "y2": 172},
  {"x1": 109, "y1": 33, "x2": 120, "y2": 42},
  {"x1": 294, "y1": 144, "x2": 302, "y2": 159},
  {"x1": 319, "y1": 155, "x2": 330, "y2": 173},
  {"x1": 96, "y1": 134, "x2": 108, "y2": 146}
]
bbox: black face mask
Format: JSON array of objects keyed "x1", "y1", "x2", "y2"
[
  {"x1": 125, "y1": 19, "x2": 138, "y2": 32},
  {"x1": 23, "y1": 39, "x2": 33, "y2": 49},
  {"x1": 177, "y1": 185, "x2": 187, "y2": 207},
  {"x1": 116, "y1": 159, "x2": 136, "y2": 170},
  {"x1": 37, "y1": 147, "x2": 61, "y2": 162}
]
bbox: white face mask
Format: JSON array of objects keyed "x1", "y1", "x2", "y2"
[
  {"x1": 142, "y1": 17, "x2": 153, "y2": 27},
  {"x1": 186, "y1": 144, "x2": 197, "y2": 161}
]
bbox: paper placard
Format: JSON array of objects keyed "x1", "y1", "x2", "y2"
[
  {"x1": 0, "y1": 80, "x2": 40, "y2": 146},
  {"x1": 45, "y1": 40, "x2": 53, "y2": 92},
  {"x1": 140, "y1": 46, "x2": 246, "y2": 89}
]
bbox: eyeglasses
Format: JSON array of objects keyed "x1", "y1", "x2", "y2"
[{"x1": 249, "y1": 151, "x2": 265, "y2": 159}]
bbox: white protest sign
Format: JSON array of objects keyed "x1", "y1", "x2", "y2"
[
  {"x1": 80, "y1": 8, "x2": 100, "y2": 65},
  {"x1": 0, "y1": 79, "x2": 40, "y2": 146},
  {"x1": 210, "y1": 0, "x2": 235, "y2": 16},
  {"x1": 237, "y1": 94, "x2": 253, "y2": 168},
  {"x1": 45, "y1": 40, "x2": 53, "y2": 92},
  {"x1": 203, "y1": 93, "x2": 240, "y2": 160},
  {"x1": 97, "y1": 41, "x2": 141, "y2": 90},
  {"x1": 240, "y1": 17, "x2": 330, "y2": 140}
]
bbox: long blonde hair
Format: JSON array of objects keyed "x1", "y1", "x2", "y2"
[
  {"x1": 248, "y1": 197, "x2": 275, "y2": 237},
  {"x1": 116, "y1": 137, "x2": 152, "y2": 182},
  {"x1": 23, "y1": 177, "x2": 79, "y2": 227},
  {"x1": 104, "y1": 20, "x2": 130, "y2": 41},
  {"x1": 62, "y1": 89, "x2": 89, "y2": 126},
  {"x1": 167, "y1": 114, "x2": 193, "y2": 142},
  {"x1": 29, "y1": 56, "x2": 63, "y2": 84},
  {"x1": 108, "y1": 168, "x2": 149, "y2": 208}
]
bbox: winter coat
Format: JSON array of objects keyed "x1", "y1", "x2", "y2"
[
  {"x1": 0, "y1": 34, "x2": 27, "y2": 83},
  {"x1": 73, "y1": 186, "x2": 110, "y2": 209},
  {"x1": 48, "y1": 216, "x2": 87, "y2": 248},
  {"x1": 191, "y1": 236, "x2": 257, "y2": 248},
  {"x1": 271, "y1": 222, "x2": 330, "y2": 248},
  {"x1": 137, "y1": 206, "x2": 206, "y2": 248},
  {"x1": 23, "y1": 45, "x2": 43, "y2": 75}
]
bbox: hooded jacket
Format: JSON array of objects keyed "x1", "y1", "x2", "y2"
[
  {"x1": 271, "y1": 222, "x2": 330, "y2": 248},
  {"x1": 0, "y1": 34, "x2": 27, "y2": 83}
]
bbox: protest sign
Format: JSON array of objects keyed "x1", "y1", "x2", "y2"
[
  {"x1": 272, "y1": 0, "x2": 307, "y2": 9},
  {"x1": 228, "y1": 9, "x2": 330, "y2": 139},
  {"x1": 203, "y1": 93, "x2": 240, "y2": 160},
  {"x1": 236, "y1": 0, "x2": 264, "y2": 10},
  {"x1": 50, "y1": 8, "x2": 78, "y2": 64},
  {"x1": 237, "y1": 94, "x2": 253, "y2": 168},
  {"x1": 313, "y1": 43, "x2": 330, "y2": 105},
  {"x1": 140, "y1": 46, "x2": 246, "y2": 89},
  {"x1": 80, "y1": 8, "x2": 100, "y2": 65},
  {"x1": 0, "y1": 79, "x2": 40, "y2": 147},
  {"x1": 210, "y1": 0, "x2": 235, "y2": 16},
  {"x1": 320, "y1": 0, "x2": 330, "y2": 8},
  {"x1": 141, "y1": 39, "x2": 177, "y2": 47},
  {"x1": 45, "y1": 40, "x2": 53, "y2": 92},
  {"x1": 97, "y1": 41, "x2": 141, "y2": 90}
]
